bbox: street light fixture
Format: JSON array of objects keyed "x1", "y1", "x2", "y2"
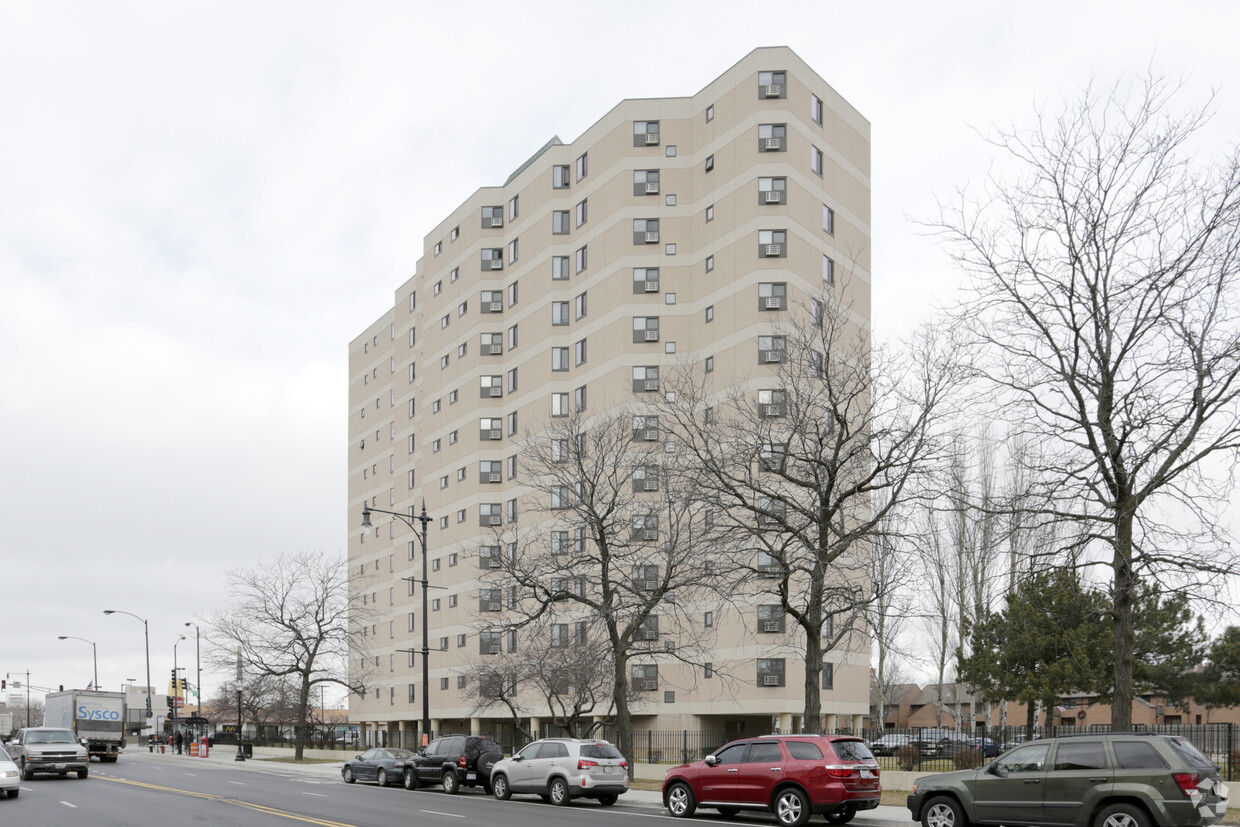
[
  {"x1": 185, "y1": 623, "x2": 201, "y2": 717},
  {"x1": 361, "y1": 502, "x2": 432, "y2": 744},
  {"x1": 103, "y1": 610, "x2": 152, "y2": 722},
  {"x1": 173, "y1": 635, "x2": 187, "y2": 733},
  {"x1": 57, "y1": 636, "x2": 98, "y2": 691}
]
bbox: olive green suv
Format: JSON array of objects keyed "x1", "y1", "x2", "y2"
[{"x1": 907, "y1": 733, "x2": 1228, "y2": 827}]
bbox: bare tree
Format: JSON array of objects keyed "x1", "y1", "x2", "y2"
[
  {"x1": 205, "y1": 550, "x2": 362, "y2": 759},
  {"x1": 935, "y1": 75, "x2": 1240, "y2": 728},
  {"x1": 661, "y1": 281, "x2": 966, "y2": 732},
  {"x1": 868, "y1": 495, "x2": 919, "y2": 732},
  {"x1": 488, "y1": 408, "x2": 719, "y2": 768}
]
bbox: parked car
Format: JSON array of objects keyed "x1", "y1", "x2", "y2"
[
  {"x1": 341, "y1": 747, "x2": 416, "y2": 786},
  {"x1": 490, "y1": 737, "x2": 629, "y2": 806},
  {"x1": 968, "y1": 737, "x2": 1000, "y2": 757},
  {"x1": 0, "y1": 743, "x2": 20, "y2": 798},
  {"x1": 909, "y1": 729, "x2": 975, "y2": 757},
  {"x1": 6, "y1": 727, "x2": 90, "y2": 780},
  {"x1": 908, "y1": 732, "x2": 1229, "y2": 827},
  {"x1": 869, "y1": 734, "x2": 913, "y2": 756},
  {"x1": 662, "y1": 734, "x2": 881, "y2": 826},
  {"x1": 395, "y1": 735, "x2": 502, "y2": 794}
]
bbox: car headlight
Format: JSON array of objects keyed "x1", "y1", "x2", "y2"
[{"x1": 0, "y1": 771, "x2": 16, "y2": 778}]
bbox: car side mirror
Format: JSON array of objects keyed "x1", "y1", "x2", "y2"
[
  {"x1": 989, "y1": 764, "x2": 1008, "y2": 778},
  {"x1": 513, "y1": 754, "x2": 524, "y2": 762},
  {"x1": 704, "y1": 755, "x2": 719, "y2": 767}
]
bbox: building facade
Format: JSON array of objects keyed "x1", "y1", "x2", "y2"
[{"x1": 348, "y1": 46, "x2": 872, "y2": 748}]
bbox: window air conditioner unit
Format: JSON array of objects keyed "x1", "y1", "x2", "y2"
[
  {"x1": 641, "y1": 629, "x2": 658, "y2": 640},
  {"x1": 765, "y1": 190, "x2": 783, "y2": 203},
  {"x1": 763, "y1": 675, "x2": 781, "y2": 686},
  {"x1": 488, "y1": 259, "x2": 503, "y2": 269},
  {"x1": 645, "y1": 182, "x2": 659, "y2": 194},
  {"x1": 764, "y1": 297, "x2": 783, "y2": 309},
  {"x1": 642, "y1": 679, "x2": 658, "y2": 690},
  {"x1": 486, "y1": 516, "x2": 501, "y2": 526},
  {"x1": 644, "y1": 380, "x2": 659, "y2": 391},
  {"x1": 764, "y1": 351, "x2": 782, "y2": 362},
  {"x1": 645, "y1": 133, "x2": 659, "y2": 145},
  {"x1": 643, "y1": 480, "x2": 658, "y2": 491},
  {"x1": 765, "y1": 405, "x2": 782, "y2": 417},
  {"x1": 644, "y1": 429, "x2": 658, "y2": 440},
  {"x1": 764, "y1": 138, "x2": 782, "y2": 150},
  {"x1": 487, "y1": 345, "x2": 502, "y2": 354},
  {"x1": 488, "y1": 217, "x2": 503, "y2": 228},
  {"x1": 487, "y1": 429, "x2": 501, "y2": 439},
  {"x1": 486, "y1": 602, "x2": 501, "y2": 611},
  {"x1": 644, "y1": 231, "x2": 659, "y2": 243},
  {"x1": 763, "y1": 621, "x2": 781, "y2": 632},
  {"x1": 488, "y1": 387, "x2": 502, "y2": 396},
  {"x1": 485, "y1": 473, "x2": 501, "y2": 483},
  {"x1": 488, "y1": 302, "x2": 503, "y2": 312},
  {"x1": 644, "y1": 580, "x2": 659, "y2": 591},
  {"x1": 764, "y1": 84, "x2": 782, "y2": 98},
  {"x1": 642, "y1": 529, "x2": 658, "y2": 540},
  {"x1": 764, "y1": 244, "x2": 783, "y2": 256},
  {"x1": 643, "y1": 281, "x2": 659, "y2": 292},
  {"x1": 487, "y1": 645, "x2": 501, "y2": 655},
  {"x1": 644, "y1": 330, "x2": 658, "y2": 341}
]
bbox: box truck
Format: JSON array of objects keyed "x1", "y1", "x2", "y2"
[{"x1": 43, "y1": 690, "x2": 126, "y2": 762}]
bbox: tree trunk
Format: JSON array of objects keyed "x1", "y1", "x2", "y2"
[
  {"x1": 612, "y1": 646, "x2": 633, "y2": 778},
  {"x1": 801, "y1": 559, "x2": 825, "y2": 734},
  {"x1": 1111, "y1": 505, "x2": 1137, "y2": 731},
  {"x1": 295, "y1": 678, "x2": 309, "y2": 761}
]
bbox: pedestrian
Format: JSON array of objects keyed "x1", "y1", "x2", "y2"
[{"x1": 175, "y1": 730, "x2": 183, "y2": 755}]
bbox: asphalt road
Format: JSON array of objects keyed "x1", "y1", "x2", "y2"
[{"x1": 5, "y1": 751, "x2": 846, "y2": 827}]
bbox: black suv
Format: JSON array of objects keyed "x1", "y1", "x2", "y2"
[
  {"x1": 907, "y1": 733, "x2": 1229, "y2": 827},
  {"x1": 396, "y1": 735, "x2": 502, "y2": 794}
]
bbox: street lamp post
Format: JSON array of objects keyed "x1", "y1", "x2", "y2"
[
  {"x1": 103, "y1": 610, "x2": 152, "y2": 726},
  {"x1": 173, "y1": 635, "x2": 186, "y2": 744},
  {"x1": 362, "y1": 502, "x2": 432, "y2": 744},
  {"x1": 57, "y1": 636, "x2": 98, "y2": 690},
  {"x1": 185, "y1": 623, "x2": 201, "y2": 717}
]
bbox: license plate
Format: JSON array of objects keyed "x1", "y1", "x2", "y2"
[
  {"x1": 55, "y1": 763, "x2": 66, "y2": 769},
  {"x1": 603, "y1": 766, "x2": 615, "y2": 774},
  {"x1": 466, "y1": 772, "x2": 476, "y2": 781},
  {"x1": 860, "y1": 769, "x2": 875, "y2": 778}
]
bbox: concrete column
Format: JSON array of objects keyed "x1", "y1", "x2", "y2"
[
  {"x1": 851, "y1": 714, "x2": 864, "y2": 733},
  {"x1": 825, "y1": 713, "x2": 838, "y2": 732},
  {"x1": 470, "y1": 717, "x2": 482, "y2": 736},
  {"x1": 400, "y1": 720, "x2": 413, "y2": 750},
  {"x1": 778, "y1": 712, "x2": 793, "y2": 733},
  {"x1": 528, "y1": 717, "x2": 541, "y2": 739},
  {"x1": 430, "y1": 718, "x2": 442, "y2": 740}
]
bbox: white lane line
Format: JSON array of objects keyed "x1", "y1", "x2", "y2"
[
  {"x1": 229, "y1": 780, "x2": 246, "y2": 785},
  {"x1": 304, "y1": 792, "x2": 329, "y2": 797},
  {"x1": 418, "y1": 810, "x2": 464, "y2": 818},
  {"x1": 61, "y1": 801, "x2": 78, "y2": 808}
]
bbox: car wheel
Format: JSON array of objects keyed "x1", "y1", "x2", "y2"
[
  {"x1": 492, "y1": 773, "x2": 511, "y2": 801},
  {"x1": 549, "y1": 777, "x2": 570, "y2": 806},
  {"x1": 773, "y1": 786, "x2": 811, "y2": 827},
  {"x1": 665, "y1": 781, "x2": 697, "y2": 817},
  {"x1": 1096, "y1": 803, "x2": 1150, "y2": 827},
  {"x1": 598, "y1": 794, "x2": 617, "y2": 806},
  {"x1": 78, "y1": 768, "x2": 89, "y2": 779},
  {"x1": 20, "y1": 761, "x2": 33, "y2": 781},
  {"x1": 922, "y1": 795, "x2": 967, "y2": 827},
  {"x1": 377, "y1": 769, "x2": 389, "y2": 787},
  {"x1": 717, "y1": 807, "x2": 739, "y2": 817},
  {"x1": 826, "y1": 806, "x2": 857, "y2": 824},
  {"x1": 343, "y1": 767, "x2": 356, "y2": 784},
  {"x1": 442, "y1": 770, "x2": 460, "y2": 795},
  {"x1": 403, "y1": 768, "x2": 418, "y2": 790}
]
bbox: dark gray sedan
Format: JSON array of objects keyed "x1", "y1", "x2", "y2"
[{"x1": 342, "y1": 747, "x2": 415, "y2": 786}]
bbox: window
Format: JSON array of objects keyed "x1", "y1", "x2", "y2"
[
  {"x1": 633, "y1": 267, "x2": 659, "y2": 294},
  {"x1": 480, "y1": 460, "x2": 502, "y2": 483},
  {"x1": 705, "y1": 255, "x2": 714, "y2": 273},
  {"x1": 479, "y1": 505, "x2": 502, "y2": 527},
  {"x1": 1055, "y1": 742, "x2": 1107, "y2": 771},
  {"x1": 450, "y1": 266, "x2": 459, "y2": 282},
  {"x1": 811, "y1": 93, "x2": 823, "y2": 124},
  {"x1": 574, "y1": 338, "x2": 587, "y2": 365},
  {"x1": 630, "y1": 664, "x2": 658, "y2": 692},
  {"x1": 449, "y1": 428, "x2": 458, "y2": 443},
  {"x1": 481, "y1": 290, "x2": 503, "y2": 313},
  {"x1": 633, "y1": 415, "x2": 659, "y2": 441},
  {"x1": 758, "y1": 604, "x2": 785, "y2": 634},
  {"x1": 575, "y1": 292, "x2": 587, "y2": 319},
  {"x1": 823, "y1": 204, "x2": 835, "y2": 234},
  {"x1": 552, "y1": 210, "x2": 570, "y2": 234},
  {"x1": 575, "y1": 245, "x2": 587, "y2": 273},
  {"x1": 451, "y1": 226, "x2": 459, "y2": 241},
  {"x1": 821, "y1": 664, "x2": 834, "y2": 690},
  {"x1": 759, "y1": 441, "x2": 788, "y2": 472},
  {"x1": 811, "y1": 299, "x2": 823, "y2": 328},
  {"x1": 574, "y1": 384, "x2": 587, "y2": 412},
  {"x1": 481, "y1": 205, "x2": 503, "y2": 228},
  {"x1": 479, "y1": 417, "x2": 502, "y2": 440},
  {"x1": 705, "y1": 305, "x2": 714, "y2": 322},
  {"x1": 551, "y1": 439, "x2": 569, "y2": 462},
  {"x1": 575, "y1": 199, "x2": 587, "y2": 227},
  {"x1": 448, "y1": 594, "x2": 458, "y2": 608},
  {"x1": 633, "y1": 218, "x2": 659, "y2": 244},
  {"x1": 550, "y1": 623, "x2": 568, "y2": 648},
  {"x1": 479, "y1": 545, "x2": 500, "y2": 569},
  {"x1": 665, "y1": 144, "x2": 676, "y2": 157},
  {"x1": 704, "y1": 611, "x2": 714, "y2": 627},
  {"x1": 633, "y1": 170, "x2": 660, "y2": 196},
  {"x1": 432, "y1": 597, "x2": 441, "y2": 610},
  {"x1": 433, "y1": 241, "x2": 441, "y2": 255},
  {"x1": 757, "y1": 657, "x2": 786, "y2": 687},
  {"x1": 551, "y1": 392, "x2": 570, "y2": 417},
  {"x1": 632, "y1": 316, "x2": 660, "y2": 343},
  {"x1": 758, "y1": 389, "x2": 787, "y2": 417},
  {"x1": 758, "y1": 176, "x2": 787, "y2": 205},
  {"x1": 481, "y1": 248, "x2": 503, "y2": 270},
  {"x1": 508, "y1": 195, "x2": 519, "y2": 221},
  {"x1": 552, "y1": 347, "x2": 570, "y2": 371},
  {"x1": 633, "y1": 120, "x2": 659, "y2": 146},
  {"x1": 552, "y1": 255, "x2": 569, "y2": 280},
  {"x1": 705, "y1": 104, "x2": 714, "y2": 122},
  {"x1": 633, "y1": 466, "x2": 659, "y2": 493},
  {"x1": 432, "y1": 399, "x2": 442, "y2": 413},
  {"x1": 705, "y1": 662, "x2": 713, "y2": 678},
  {"x1": 632, "y1": 366, "x2": 659, "y2": 392},
  {"x1": 508, "y1": 324, "x2": 518, "y2": 350},
  {"x1": 758, "y1": 123, "x2": 787, "y2": 152},
  {"x1": 758, "y1": 229, "x2": 787, "y2": 257},
  {"x1": 552, "y1": 164, "x2": 570, "y2": 188},
  {"x1": 575, "y1": 152, "x2": 588, "y2": 181},
  {"x1": 506, "y1": 410, "x2": 517, "y2": 435},
  {"x1": 481, "y1": 332, "x2": 503, "y2": 355},
  {"x1": 811, "y1": 144, "x2": 823, "y2": 176},
  {"x1": 552, "y1": 301, "x2": 569, "y2": 326},
  {"x1": 758, "y1": 282, "x2": 787, "y2": 310},
  {"x1": 704, "y1": 356, "x2": 713, "y2": 373},
  {"x1": 1113, "y1": 741, "x2": 1169, "y2": 769},
  {"x1": 507, "y1": 238, "x2": 519, "y2": 263},
  {"x1": 508, "y1": 282, "x2": 517, "y2": 308},
  {"x1": 507, "y1": 367, "x2": 518, "y2": 393},
  {"x1": 704, "y1": 154, "x2": 714, "y2": 172},
  {"x1": 823, "y1": 255, "x2": 835, "y2": 285},
  {"x1": 632, "y1": 513, "x2": 658, "y2": 539},
  {"x1": 506, "y1": 454, "x2": 517, "y2": 480},
  {"x1": 758, "y1": 70, "x2": 786, "y2": 98},
  {"x1": 440, "y1": 314, "x2": 449, "y2": 329},
  {"x1": 759, "y1": 335, "x2": 786, "y2": 364}
]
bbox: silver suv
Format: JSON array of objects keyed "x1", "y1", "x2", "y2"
[
  {"x1": 7, "y1": 727, "x2": 90, "y2": 780},
  {"x1": 490, "y1": 737, "x2": 629, "y2": 806}
]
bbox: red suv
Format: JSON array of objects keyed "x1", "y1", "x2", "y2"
[{"x1": 662, "y1": 734, "x2": 881, "y2": 826}]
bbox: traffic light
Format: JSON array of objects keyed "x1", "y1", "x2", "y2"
[
  {"x1": 180, "y1": 678, "x2": 187, "y2": 691},
  {"x1": 59, "y1": 685, "x2": 64, "y2": 692},
  {"x1": 1, "y1": 679, "x2": 5, "y2": 690}
]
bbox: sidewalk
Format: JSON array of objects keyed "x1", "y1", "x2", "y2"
[{"x1": 123, "y1": 748, "x2": 912, "y2": 824}]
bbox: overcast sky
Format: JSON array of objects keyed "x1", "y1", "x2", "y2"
[{"x1": 3, "y1": 1, "x2": 1238, "y2": 711}]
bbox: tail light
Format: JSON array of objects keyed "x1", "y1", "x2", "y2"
[
  {"x1": 459, "y1": 755, "x2": 468, "y2": 768},
  {"x1": 824, "y1": 764, "x2": 856, "y2": 778},
  {"x1": 1173, "y1": 773, "x2": 1200, "y2": 795},
  {"x1": 578, "y1": 759, "x2": 599, "y2": 770},
  {"x1": 620, "y1": 760, "x2": 629, "y2": 769}
]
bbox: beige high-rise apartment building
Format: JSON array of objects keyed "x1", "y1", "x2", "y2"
[{"x1": 348, "y1": 46, "x2": 871, "y2": 749}]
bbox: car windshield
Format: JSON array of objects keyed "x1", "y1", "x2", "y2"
[
  {"x1": 580, "y1": 744, "x2": 623, "y2": 759},
  {"x1": 0, "y1": 744, "x2": 9, "y2": 760},
  {"x1": 833, "y1": 740, "x2": 875, "y2": 762},
  {"x1": 28, "y1": 730, "x2": 77, "y2": 744},
  {"x1": 389, "y1": 749, "x2": 414, "y2": 759},
  {"x1": 1167, "y1": 737, "x2": 1216, "y2": 771}
]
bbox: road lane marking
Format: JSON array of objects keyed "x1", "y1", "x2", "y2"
[
  {"x1": 304, "y1": 792, "x2": 329, "y2": 797},
  {"x1": 230, "y1": 780, "x2": 247, "y2": 785},
  {"x1": 97, "y1": 777, "x2": 361, "y2": 826},
  {"x1": 418, "y1": 811, "x2": 464, "y2": 818},
  {"x1": 61, "y1": 801, "x2": 78, "y2": 808}
]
